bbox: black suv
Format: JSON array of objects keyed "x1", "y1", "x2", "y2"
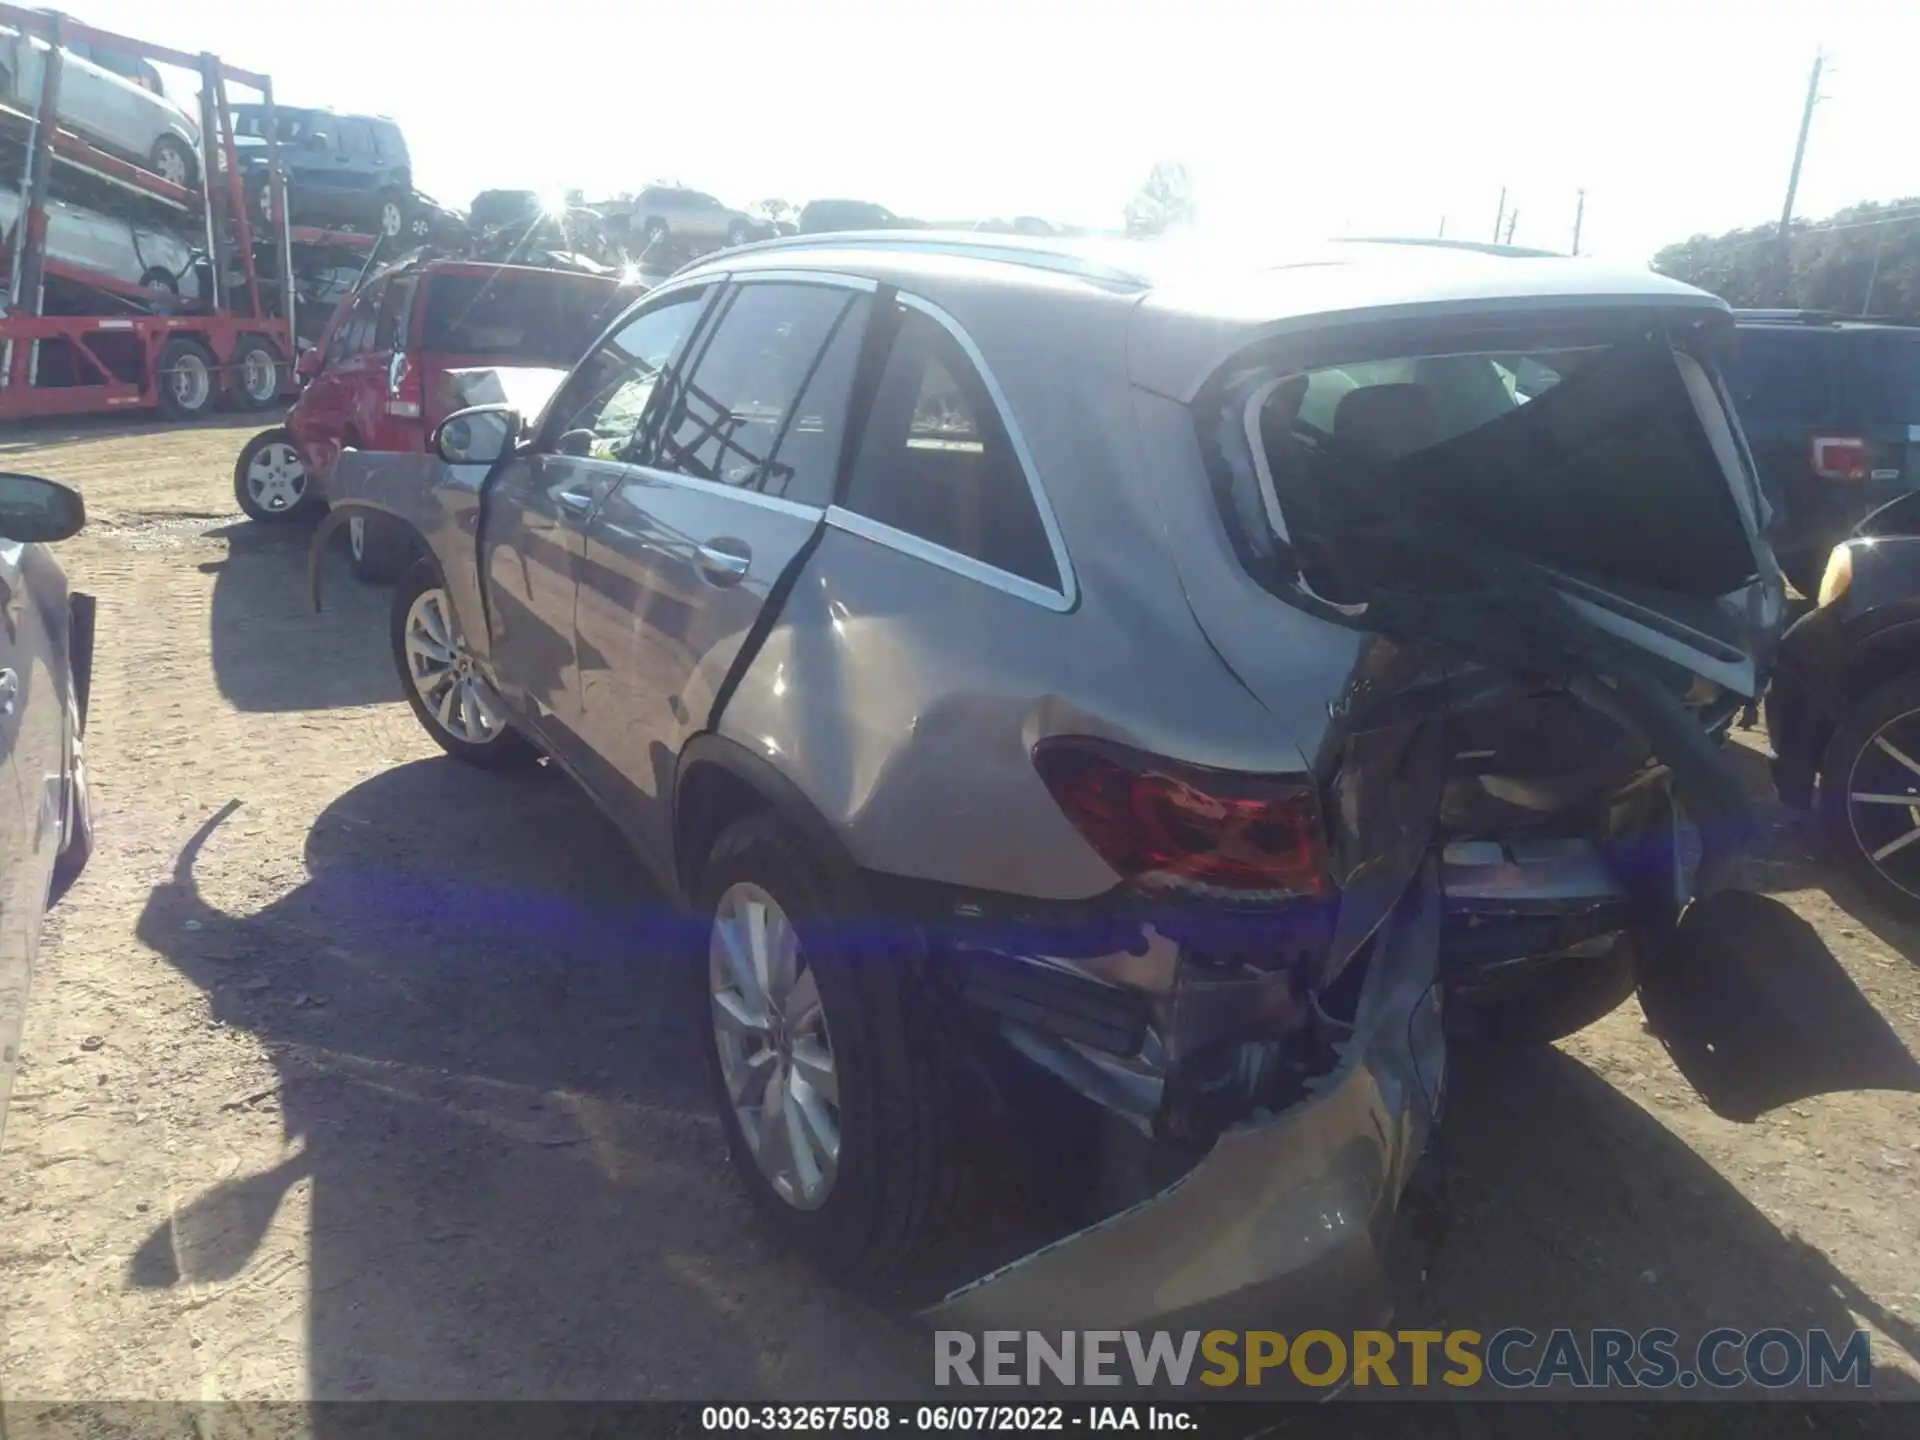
[
  {"x1": 1723, "y1": 310, "x2": 1920, "y2": 594},
  {"x1": 229, "y1": 105, "x2": 416, "y2": 239}
]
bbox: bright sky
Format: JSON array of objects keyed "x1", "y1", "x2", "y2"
[{"x1": 64, "y1": 0, "x2": 1920, "y2": 263}]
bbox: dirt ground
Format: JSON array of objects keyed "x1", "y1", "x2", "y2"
[{"x1": 3, "y1": 413, "x2": 1920, "y2": 1416}]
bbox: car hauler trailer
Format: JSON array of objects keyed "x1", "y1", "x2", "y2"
[{"x1": 0, "y1": 2, "x2": 296, "y2": 421}]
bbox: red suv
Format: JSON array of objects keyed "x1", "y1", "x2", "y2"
[{"x1": 233, "y1": 257, "x2": 634, "y2": 578}]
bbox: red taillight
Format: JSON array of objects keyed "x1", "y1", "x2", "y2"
[
  {"x1": 1812, "y1": 434, "x2": 1870, "y2": 483},
  {"x1": 1032, "y1": 737, "x2": 1330, "y2": 902}
]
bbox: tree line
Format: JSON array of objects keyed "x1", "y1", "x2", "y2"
[{"x1": 1653, "y1": 198, "x2": 1920, "y2": 316}]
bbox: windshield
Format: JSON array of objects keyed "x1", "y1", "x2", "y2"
[{"x1": 419, "y1": 272, "x2": 625, "y2": 363}]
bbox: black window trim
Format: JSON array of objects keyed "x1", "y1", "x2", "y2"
[
  {"x1": 632, "y1": 270, "x2": 880, "y2": 519},
  {"x1": 823, "y1": 289, "x2": 1078, "y2": 613}
]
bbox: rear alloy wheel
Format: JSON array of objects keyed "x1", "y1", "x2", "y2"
[
  {"x1": 155, "y1": 337, "x2": 217, "y2": 421},
  {"x1": 710, "y1": 881, "x2": 842, "y2": 1210},
  {"x1": 391, "y1": 557, "x2": 535, "y2": 768},
  {"x1": 231, "y1": 338, "x2": 283, "y2": 410},
  {"x1": 696, "y1": 814, "x2": 969, "y2": 1283},
  {"x1": 233, "y1": 426, "x2": 317, "y2": 522},
  {"x1": 1818, "y1": 674, "x2": 1920, "y2": 922}
]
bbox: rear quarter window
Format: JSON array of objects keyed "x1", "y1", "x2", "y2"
[
  {"x1": 419, "y1": 273, "x2": 625, "y2": 365},
  {"x1": 1725, "y1": 329, "x2": 1832, "y2": 428},
  {"x1": 1839, "y1": 331, "x2": 1920, "y2": 425}
]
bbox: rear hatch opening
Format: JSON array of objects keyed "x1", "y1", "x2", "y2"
[{"x1": 1194, "y1": 308, "x2": 1786, "y2": 938}]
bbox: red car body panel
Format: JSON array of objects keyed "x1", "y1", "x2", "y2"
[{"x1": 286, "y1": 259, "x2": 629, "y2": 491}]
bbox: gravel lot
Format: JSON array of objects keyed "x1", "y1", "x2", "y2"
[{"x1": 4, "y1": 414, "x2": 1920, "y2": 1418}]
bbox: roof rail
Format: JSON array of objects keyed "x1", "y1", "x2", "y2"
[
  {"x1": 1339, "y1": 236, "x2": 1566, "y2": 259},
  {"x1": 676, "y1": 230, "x2": 1158, "y2": 292}
]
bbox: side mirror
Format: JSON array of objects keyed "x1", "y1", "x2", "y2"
[
  {"x1": 296, "y1": 349, "x2": 321, "y2": 381},
  {"x1": 556, "y1": 428, "x2": 594, "y2": 457},
  {"x1": 0, "y1": 474, "x2": 85, "y2": 544},
  {"x1": 434, "y1": 405, "x2": 521, "y2": 466}
]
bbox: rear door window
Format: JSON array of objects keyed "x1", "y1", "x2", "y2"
[
  {"x1": 1725, "y1": 330, "x2": 1833, "y2": 428},
  {"x1": 419, "y1": 272, "x2": 625, "y2": 364},
  {"x1": 650, "y1": 282, "x2": 859, "y2": 505},
  {"x1": 1840, "y1": 331, "x2": 1920, "y2": 426},
  {"x1": 840, "y1": 304, "x2": 1062, "y2": 590}
]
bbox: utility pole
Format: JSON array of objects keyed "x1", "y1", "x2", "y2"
[
  {"x1": 1504, "y1": 210, "x2": 1519, "y2": 245},
  {"x1": 1438, "y1": 215, "x2": 1447, "y2": 238},
  {"x1": 1572, "y1": 189, "x2": 1586, "y2": 255},
  {"x1": 1492, "y1": 187, "x2": 1507, "y2": 242},
  {"x1": 1776, "y1": 49, "x2": 1825, "y2": 303}
]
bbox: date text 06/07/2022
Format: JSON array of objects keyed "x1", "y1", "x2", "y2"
[{"x1": 699, "y1": 1404, "x2": 1196, "y2": 1432}]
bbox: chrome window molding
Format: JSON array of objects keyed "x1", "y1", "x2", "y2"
[
  {"x1": 825, "y1": 504, "x2": 1075, "y2": 613},
  {"x1": 859, "y1": 290, "x2": 1079, "y2": 609},
  {"x1": 620, "y1": 463, "x2": 824, "y2": 522}
]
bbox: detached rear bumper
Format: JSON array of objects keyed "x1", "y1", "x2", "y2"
[{"x1": 924, "y1": 864, "x2": 1444, "y2": 1334}]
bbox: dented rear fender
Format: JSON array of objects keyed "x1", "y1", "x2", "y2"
[{"x1": 304, "y1": 449, "x2": 493, "y2": 655}]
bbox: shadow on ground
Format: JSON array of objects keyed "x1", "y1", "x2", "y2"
[
  {"x1": 1720, "y1": 732, "x2": 1920, "y2": 968},
  {"x1": 129, "y1": 759, "x2": 930, "y2": 1405},
  {"x1": 204, "y1": 519, "x2": 400, "y2": 714},
  {"x1": 1402, "y1": 1042, "x2": 1920, "y2": 1412}
]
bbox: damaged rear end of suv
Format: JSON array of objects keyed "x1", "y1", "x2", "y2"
[{"x1": 897, "y1": 242, "x2": 1784, "y2": 1334}]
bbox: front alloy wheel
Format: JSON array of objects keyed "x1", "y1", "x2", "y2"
[
  {"x1": 404, "y1": 586, "x2": 508, "y2": 747},
  {"x1": 709, "y1": 882, "x2": 841, "y2": 1210}
]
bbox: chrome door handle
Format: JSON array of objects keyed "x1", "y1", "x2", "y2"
[
  {"x1": 695, "y1": 543, "x2": 751, "y2": 583},
  {"x1": 557, "y1": 488, "x2": 596, "y2": 515}
]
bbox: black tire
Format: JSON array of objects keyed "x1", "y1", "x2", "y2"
[
  {"x1": 229, "y1": 336, "x2": 283, "y2": 411},
  {"x1": 233, "y1": 426, "x2": 319, "y2": 523},
  {"x1": 1817, "y1": 671, "x2": 1920, "y2": 922},
  {"x1": 695, "y1": 813, "x2": 968, "y2": 1286},
  {"x1": 349, "y1": 511, "x2": 413, "y2": 585},
  {"x1": 149, "y1": 133, "x2": 197, "y2": 188},
  {"x1": 155, "y1": 336, "x2": 217, "y2": 421},
  {"x1": 391, "y1": 557, "x2": 537, "y2": 769},
  {"x1": 1448, "y1": 932, "x2": 1640, "y2": 1045}
]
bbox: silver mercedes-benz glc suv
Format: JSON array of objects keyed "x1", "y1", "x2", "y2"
[{"x1": 315, "y1": 232, "x2": 1784, "y2": 1332}]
